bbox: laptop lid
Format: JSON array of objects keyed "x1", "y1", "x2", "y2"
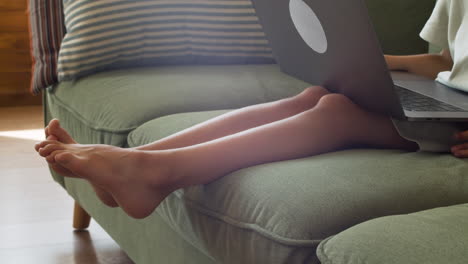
[{"x1": 252, "y1": 0, "x2": 405, "y2": 119}]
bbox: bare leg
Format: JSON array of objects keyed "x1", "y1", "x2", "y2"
[
  {"x1": 163, "y1": 94, "x2": 417, "y2": 186},
  {"x1": 39, "y1": 87, "x2": 328, "y2": 154},
  {"x1": 136, "y1": 86, "x2": 330, "y2": 150},
  {"x1": 38, "y1": 87, "x2": 328, "y2": 208},
  {"x1": 36, "y1": 94, "x2": 416, "y2": 218}
]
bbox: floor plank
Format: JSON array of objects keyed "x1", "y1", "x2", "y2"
[{"x1": 0, "y1": 106, "x2": 134, "y2": 264}]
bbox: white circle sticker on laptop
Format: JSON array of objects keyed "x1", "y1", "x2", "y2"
[{"x1": 289, "y1": 0, "x2": 328, "y2": 54}]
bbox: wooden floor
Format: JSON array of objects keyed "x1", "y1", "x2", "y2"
[{"x1": 0, "y1": 106, "x2": 134, "y2": 264}]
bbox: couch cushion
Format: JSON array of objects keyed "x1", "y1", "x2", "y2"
[
  {"x1": 29, "y1": 0, "x2": 66, "y2": 94},
  {"x1": 127, "y1": 109, "x2": 468, "y2": 264},
  {"x1": 317, "y1": 203, "x2": 468, "y2": 264},
  {"x1": 57, "y1": 0, "x2": 275, "y2": 81},
  {"x1": 46, "y1": 64, "x2": 308, "y2": 146}
]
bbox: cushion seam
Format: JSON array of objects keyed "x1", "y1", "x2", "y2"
[
  {"x1": 171, "y1": 191, "x2": 323, "y2": 247},
  {"x1": 127, "y1": 130, "x2": 137, "y2": 148},
  {"x1": 49, "y1": 91, "x2": 139, "y2": 133},
  {"x1": 316, "y1": 237, "x2": 334, "y2": 264}
]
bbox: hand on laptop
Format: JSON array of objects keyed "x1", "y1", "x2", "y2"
[
  {"x1": 384, "y1": 50, "x2": 453, "y2": 80},
  {"x1": 451, "y1": 131, "x2": 468, "y2": 158}
]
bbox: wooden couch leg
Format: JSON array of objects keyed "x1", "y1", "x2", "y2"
[{"x1": 73, "y1": 201, "x2": 91, "y2": 230}]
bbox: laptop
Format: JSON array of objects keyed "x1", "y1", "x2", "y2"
[{"x1": 251, "y1": 0, "x2": 468, "y2": 121}]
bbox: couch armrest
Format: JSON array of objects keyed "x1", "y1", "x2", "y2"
[{"x1": 43, "y1": 89, "x2": 65, "y2": 188}]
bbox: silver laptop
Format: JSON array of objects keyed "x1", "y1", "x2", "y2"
[{"x1": 252, "y1": 0, "x2": 468, "y2": 121}]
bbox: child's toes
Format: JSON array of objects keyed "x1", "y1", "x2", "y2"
[
  {"x1": 34, "y1": 140, "x2": 50, "y2": 152},
  {"x1": 45, "y1": 125, "x2": 50, "y2": 139},
  {"x1": 48, "y1": 119, "x2": 75, "y2": 144},
  {"x1": 35, "y1": 140, "x2": 59, "y2": 152},
  {"x1": 34, "y1": 142, "x2": 41, "y2": 152},
  {"x1": 39, "y1": 143, "x2": 63, "y2": 157},
  {"x1": 55, "y1": 152, "x2": 86, "y2": 177},
  {"x1": 44, "y1": 119, "x2": 61, "y2": 139},
  {"x1": 46, "y1": 150, "x2": 63, "y2": 163},
  {"x1": 47, "y1": 135, "x2": 58, "y2": 141}
]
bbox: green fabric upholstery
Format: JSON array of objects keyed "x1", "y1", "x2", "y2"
[
  {"x1": 125, "y1": 110, "x2": 468, "y2": 264},
  {"x1": 317, "y1": 203, "x2": 468, "y2": 264},
  {"x1": 64, "y1": 177, "x2": 218, "y2": 264}
]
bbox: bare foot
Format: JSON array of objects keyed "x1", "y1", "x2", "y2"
[
  {"x1": 37, "y1": 140, "x2": 176, "y2": 219},
  {"x1": 36, "y1": 119, "x2": 118, "y2": 208}
]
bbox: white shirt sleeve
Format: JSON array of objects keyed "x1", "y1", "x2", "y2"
[{"x1": 419, "y1": 0, "x2": 450, "y2": 50}]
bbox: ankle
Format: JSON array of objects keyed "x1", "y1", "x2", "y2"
[{"x1": 137, "y1": 150, "x2": 181, "y2": 189}]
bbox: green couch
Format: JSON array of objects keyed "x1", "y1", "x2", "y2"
[{"x1": 43, "y1": 1, "x2": 468, "y2": 263}]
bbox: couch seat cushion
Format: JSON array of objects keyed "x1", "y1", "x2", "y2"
[
  {"x1": 127, "y1": 110, "x2": 468, "y2": 264},
  {"x1": 317, "y1": 203, "x2": 468, "y2": 264}
]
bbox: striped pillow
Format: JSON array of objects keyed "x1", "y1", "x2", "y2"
[
  {"x1": 28, "y1": 0, "x2": 66, "y2": 94},
  {"x1": 58, "y1": 0, "x2": 275, "y2": 81}
]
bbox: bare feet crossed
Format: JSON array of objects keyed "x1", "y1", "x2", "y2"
[
  {"x1": 36, "y1": 119, "x2": 119, "y2": 208},
  {"x1": 36, "y1": 120, "x2": 177, "y2": 218}
]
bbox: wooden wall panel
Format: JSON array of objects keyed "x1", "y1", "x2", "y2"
[
  {"x1": 0, "y1": 72, "x2": 31, "y2": 94},
  {"x1": 0, "y1": 0, "x2": 27, "y2": 10},
  {"x1": 0, "y1": 0, "x2": 38, "y2": 106},
  {"x1": 0, "y1": 93, "x2": 41, "y2": 106},
  {"x1": 0, "y1": 32, "x2": 30, "y2": 51},
  {"x1": 0, "y1": 51, "x2": 32, "y2": 72},
  {"x1": 0, "y1": 12, "x2": 30, "y2": 32}
]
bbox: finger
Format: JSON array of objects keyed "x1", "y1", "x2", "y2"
[
  {"x1": 455, "y1": 131, "x2": 468, "y2": 141},
  {"x1": 451, "y1": 143, "x2": 468, "y2": 152},
  {"x1": 453, "y1": 149, "x2": 468, "y2": 158}
]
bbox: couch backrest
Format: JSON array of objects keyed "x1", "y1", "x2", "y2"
[
  {"x1": 365, "y1": 0, "x2": 436, "y2": 55},
  {"x1": 30, "y1": 0, "x2": 436, "y2": 93}
]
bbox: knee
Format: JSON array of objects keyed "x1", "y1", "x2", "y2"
[
  {"x1": 288, "y1": 86, "x2": 329, "y2": 109},
  {"x1": 314, "y1": 94, "x2": 360, "y2": 116},
  {"x1": 297, "y1": 86, "x2": 329, "y2": 101}
]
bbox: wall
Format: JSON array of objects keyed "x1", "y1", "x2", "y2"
[{"x1": 0, "y1": 0, "x2": 39, "y2": 106}]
